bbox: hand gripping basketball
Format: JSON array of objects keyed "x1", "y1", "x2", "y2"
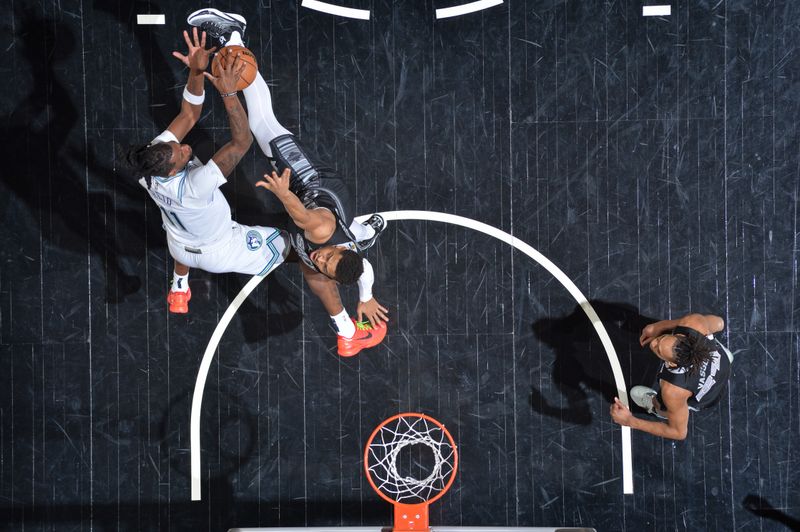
[{"x1": 211, "y1": 45, "x2": 258, "y2": 91}]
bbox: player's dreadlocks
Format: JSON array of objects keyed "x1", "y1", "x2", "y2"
[
  {"x1": 119, "y1": 143, "x2": 174, "y2": 188},
  {"x1": 334, "y1": 250, "x2": 364, "y2": 285},
  {"x1": 673, "y1": 334, "x2": 714, "y2": 375}
]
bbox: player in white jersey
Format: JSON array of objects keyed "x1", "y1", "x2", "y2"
[
  {"x1": 121, "y1": 28, "x2": 288, "y2": 313},
  {"x1": 187, "y1": 9, "x2": 389, "y2": 356}
]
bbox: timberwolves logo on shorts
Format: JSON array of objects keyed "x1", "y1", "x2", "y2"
[{"x1": 245, "y1": 230, "x2": 263, "y2": 251}]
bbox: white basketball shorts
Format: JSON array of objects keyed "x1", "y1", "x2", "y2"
[{"x1": 168, "y1": 223, "x2": 289, "y2": 276}]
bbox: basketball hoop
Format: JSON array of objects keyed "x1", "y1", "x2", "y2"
[{"x1": 364, "y1": 413, "x2": 458, "y2": 532}]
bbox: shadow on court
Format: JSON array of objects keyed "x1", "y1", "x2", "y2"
[
  {"x1": 530, "y1": 300, "x2": 663, "y2": 425},
  {"x1": 743, "y1": 495, "x2": 800, "y2": 531},
  {"x1": 0, "y1": 388, "x2": 391, "y2": 530},
  {"x1": 1, "y1": 8, "x2": 147, "y2": 303}
]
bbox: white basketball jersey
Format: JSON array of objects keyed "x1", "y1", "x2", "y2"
[{"x1": 140, "y1": 130, "x2": 232, "y2": 247}]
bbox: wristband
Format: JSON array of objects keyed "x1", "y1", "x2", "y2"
[
  {"x1": 220, "y1": 91, "x2": 238, "y2": 98},
  {"x1": 182, "y1": 85, "x2": 205, "y2": 105}
]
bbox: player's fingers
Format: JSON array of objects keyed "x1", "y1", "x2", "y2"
[
  {"x1": 200, "y1": 30, "x2": 207, "y2": 48},
  {"x1": 226, "y1": 53, "x2": 241, "y2": 73},
  {"x1": 183, "y1": 30, "x2": 193, "y2": 49},
  {"x1": 378, "y1": 304, "x2": 389, "y2": 313},
  {"x1": 193, "y1": 27, "x2": 201, "y2": 46},
  {"x1": 172, "y1": 51, "x2": 188, "y2": 62},
  {"x1": 207, "y1": 45, "x2": 217, "y2": 55},
  {"x1": 281, "y1": 168, "x2": 292, "y2": 178},
  {"x1": 236, "y1": 61, "x2": 246, "y2": 75},
  {"x1": 203, "y1": 72, "x2": 217, "y2": 82},
  {"x1": 255, "y1": 180, "x2": 271, "y2": 189}
]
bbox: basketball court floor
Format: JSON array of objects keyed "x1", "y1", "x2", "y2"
[{"x1": 1, "y1": 1, "x2": 799, "y2": 530}]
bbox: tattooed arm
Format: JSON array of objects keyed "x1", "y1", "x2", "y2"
[{"x1": 205, "y1": 52, "x2": 253, "y2": 177}]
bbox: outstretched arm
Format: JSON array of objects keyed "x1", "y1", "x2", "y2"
[
  {"x1": 167, "y1": 28, "x2": 215, "y2": 141},
  {"x1": 256, "y1": 168, "x2": 335, "y2": 243},
  {"x1": 610, "y1": 382, "x2": 692, "y2": 440},
  {"x1": 205, "y1": 53, "x2": 252, "y2": 177}
]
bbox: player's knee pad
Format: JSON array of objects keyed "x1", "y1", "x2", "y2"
[{"x1": 269, "y1": 134, "x2": 320, "y2": 199}]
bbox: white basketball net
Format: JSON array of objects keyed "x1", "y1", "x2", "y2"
[{"x1": 366, "y1": 415, "x2": 457, "y2": 504}]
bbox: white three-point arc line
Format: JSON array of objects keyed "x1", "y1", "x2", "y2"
[
  {"x1": 299, "y1": 0, "x2": 506, "y2": 20},
  {"x1": 189, "y1": 210, "x2": 634, "y2": 500}
]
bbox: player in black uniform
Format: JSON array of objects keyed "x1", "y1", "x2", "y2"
[
  {"x1": 188, "y1": 8, "x2": 388, "y2": 357},
  {"x1": 610, "y1": 313, "x2": 733, "y2": 440}
]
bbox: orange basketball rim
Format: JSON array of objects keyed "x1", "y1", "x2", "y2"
[{"x1": 364, "y1": 413, "x2": 459, "y2": 532}]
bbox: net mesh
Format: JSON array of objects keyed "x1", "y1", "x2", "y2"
[{"x1": 366, "y1": 415, "x2": 457, "y2": 504}]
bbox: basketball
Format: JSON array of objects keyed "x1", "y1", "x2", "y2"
[{"x1": 211, "y1": 45, "x2": 258, "y2": 91}]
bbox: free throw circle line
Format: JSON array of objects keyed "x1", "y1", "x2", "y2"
[
  {"x1": 190, "y1": 210, "x2": 633, "y2": 500},
  {"x1": 357, "y1": 210, "x2": 634, "y2": 494}
]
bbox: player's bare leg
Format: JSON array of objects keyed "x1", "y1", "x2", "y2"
[
  {"x1": 299, "y1": 261, "x2": 346, "y2": 316},
  {"x1": 174, "y1": 261, "x2": 189, "y2": 276}
]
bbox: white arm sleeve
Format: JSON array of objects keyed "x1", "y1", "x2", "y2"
[{"x1": 357, "y1": 258, "x2": 375, "y2": 302}]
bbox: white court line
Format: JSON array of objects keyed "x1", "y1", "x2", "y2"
[
  {"x1": 136, "y1": 14, "x2": 165, "y2": 25},
  {"x1": 642, "y1": 5, "x2": 671, "y2": 16},
  {"x1": 436, "y1": 0, "x2": 504, "y2": 20},
  {"x1": 301, "y1": 0, "x2": 371, "y2": 20},
  {"x1": 190, "y1": 272, "x2": 273, "y2": 500},
  {"x1": 190, "y1": 210, "x2": 633, "y2": 500}
]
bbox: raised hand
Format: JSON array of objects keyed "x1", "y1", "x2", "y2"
[
  {"x1": 203, "y1": 51, "x2": 245, "y2": 95},
  {"x1": 172, "y1": 28, "x2": 216, "y2": 72},
  {"x1": 255, "y1": 168, "x2": 292, "y2": 198}
]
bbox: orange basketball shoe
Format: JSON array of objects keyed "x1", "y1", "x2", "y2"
[
  {"x1": 337, "y1": 319, "x2": 387, "y2": 357},
  {"x1": 167, "y1": 288, "x2": 191, "y2": 314}
]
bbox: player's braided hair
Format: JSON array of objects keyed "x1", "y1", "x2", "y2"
[
  {"x1": 673, "y1": 334, "x2": 714, "y2": 375},
  {"x1": 119, "y1": 143, "x2": 174, "y2": 188},
  {"x1": 334, "y1": 250, "x2": 363, "y2": 285}
]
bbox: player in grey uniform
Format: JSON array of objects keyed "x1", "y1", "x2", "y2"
[
  {"x1": 610, "y1": 313, "x2": 733, "y2": 440},
  {"x1": 121, "y1": 28, "x2": 288, "y2": 313},
  {"x1": 187, "y1": 8, "x2": 388, "y2": 356}
]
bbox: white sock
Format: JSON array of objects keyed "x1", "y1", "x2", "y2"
[
  {"x1": 330, "y1": 309, "x2": 355, "y2": 338},
  {"x1": 227, "y1": 31, "x2": 244, "y2": 47},
  {"x1": 348, "y1": 220, "x2": 375, "y2": 242},
  {"x1": 171, "y1": 272, "x2": 189, "y2": 292}
]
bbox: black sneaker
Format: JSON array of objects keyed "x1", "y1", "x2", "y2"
[
  {"x1": 186, "y1": 8, "x2": 246, "y2": 48},
  {"x1": 357, "y1": 214, "x2": 386, "y2": 251}
]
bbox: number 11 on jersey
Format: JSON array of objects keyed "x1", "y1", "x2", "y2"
[{"x1": 160, "y1": 206, "x2": 187, "y2": 230}]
